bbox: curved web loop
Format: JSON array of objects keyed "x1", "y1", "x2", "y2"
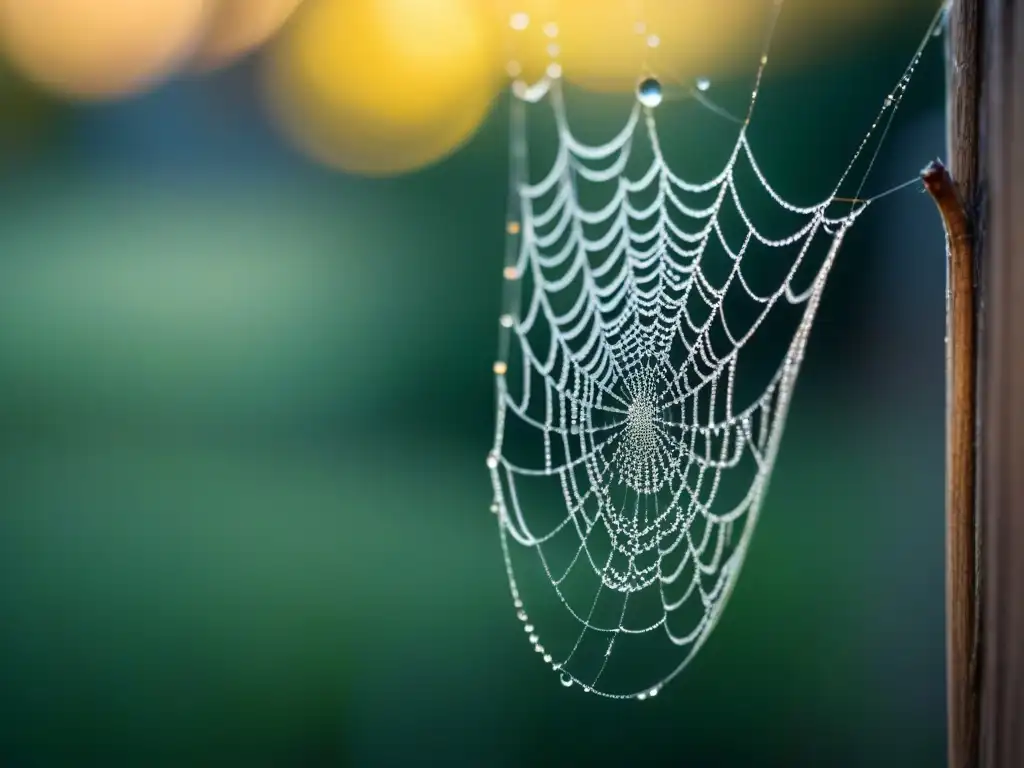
[{"x1": 487, "y1": 1, "x2": 946, "y2": 699}]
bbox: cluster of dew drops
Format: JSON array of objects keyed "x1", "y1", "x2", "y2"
[
  {"x1": 505, "y1": 9, "x2": 711, "y2": 111},
  {"x1": 507, "y1": 591, "x2": 663, "y2": 700},
  {"x1": 490, "y1": 459, "x2": 663, "y2": 698}
]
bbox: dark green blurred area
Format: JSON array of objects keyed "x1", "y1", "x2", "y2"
[{"x1": 0, "y1": 6, "x2": 949, "y2": 766}]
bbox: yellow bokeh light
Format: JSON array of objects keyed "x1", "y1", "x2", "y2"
[
  {"x1": 194, "y1": 0, "x2": 304, "y2": 71},
  {"x1": 265, "y1": 0, "x2": 502, "y2": 176},
  {"x1": 0, "y1": 0, "x2": 209, "y2": 100}
]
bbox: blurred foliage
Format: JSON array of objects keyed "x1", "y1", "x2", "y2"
[{"x1": 0, "y1": 1, "x2": 949, "y2": 765}]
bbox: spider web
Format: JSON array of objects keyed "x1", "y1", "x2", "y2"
[{"x1": 487, "y1": 1, "x2": 946, "y2": 699}]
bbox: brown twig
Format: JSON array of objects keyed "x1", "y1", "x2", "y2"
[{"x1": 922, "y1": 158, "x2": 978, "y2": 768}]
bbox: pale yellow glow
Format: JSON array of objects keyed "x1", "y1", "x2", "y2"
[
  {"x1": 264, "y1": 0, "x2": 501, "y2": 176},
  {"x1": 0, "y1": 0, "x2": 209, "y2": 100},
  {"x1": 195, "y1": 0, "x2": 303, "y2": 70},
  {"x1": 500, "y1": 0, "x2": 763, "y2": 92},
  {"x1": 499, "y1": 1, "x2": 917, "y2": 93}
]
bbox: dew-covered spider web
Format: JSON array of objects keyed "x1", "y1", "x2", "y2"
[{"x1": 487, "y1": 0, "x2": 947, "y2": 699}]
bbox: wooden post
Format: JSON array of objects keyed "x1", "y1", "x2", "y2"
[
  {"x1": 978, "y1": 0, "x2": 1024, "y2": 765},
  {"x1": 937, "y1": 1, "x2": 1024, "y2": 765},
  {"x1": 926, "y1": 4, "x2": 983, "y2": 767}
]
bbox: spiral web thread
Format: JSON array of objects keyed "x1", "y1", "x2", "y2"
[{"x1": 487, "y1": 1, "x2": 946, "y2": 699}]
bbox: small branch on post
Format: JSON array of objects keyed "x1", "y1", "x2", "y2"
[
  {"x1": 923, "y1": 160, "x2": 972, "y2": 247},
  {"x1": 922, "y1": 158, "x2": 979, "y2": 768}
]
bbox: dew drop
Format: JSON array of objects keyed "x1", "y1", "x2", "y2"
[
  {"x1": 529, "y1": 633, "x2": 539, "y2": 644},
  {"x1": 516, "y1": 609, "x2": 527, "y2": 621},
  {"x1": 696, "y1": 77, "x2": 711, "y2": 92},
  {"x1": 559, "y1": 673, "x2": 573, "y2": 687},
  {"x1": 509, "y1": 12, "x2": 529, "y2": 31},
  {"x1": 524, "y1": 624, "x2": 534, "y2": 633},
  {"x1": 489, "y1": 502, "x2": 499, "y2": 514},
  {"x1": 543, "y1": 653, "x2": 552, "y2": 663},
  {"x1": 499, "y1": 314, "x2": 515, "y2": 328},
  {"x1": 486, "y1": 452, "x2": 499, "y2": 469},
  {"x1": 637, "y1": 692, "x2": 648, "y2": 701},
  {"x1": 637, "y1": 77, "x2": 662, "y2": 108},
  {"x1": 646, "y1": 34, "x2": 660, "y2": 49}
]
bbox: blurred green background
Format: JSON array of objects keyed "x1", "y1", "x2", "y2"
[{"x1": 0, "y1": 1, "x2": 948, "y2": 765}]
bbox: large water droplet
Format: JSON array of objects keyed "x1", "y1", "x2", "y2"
[
  {"x1": 637, "y1": 77, "x2": 662, "y2": 108},
  {"x1": 559, "y1": 673, "x2": 573, "y2": 687},
  {"x1": 696, "y1": 77, "x2": 711, "y2": 92}
]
